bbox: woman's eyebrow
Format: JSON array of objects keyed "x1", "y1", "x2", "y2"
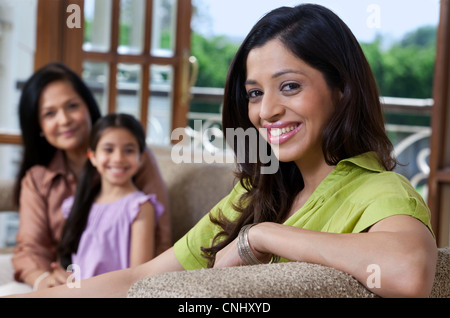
[
  {"x1": 272, "y1": 69, "x2": 305, "y2": 78},
  {"x1": 245, "y1": 69, "x2": 306, "y2": 85}
]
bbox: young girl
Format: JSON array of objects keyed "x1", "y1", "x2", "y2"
[{"x1": 58, "y1": 113, "x2": 163, "y2": 280}]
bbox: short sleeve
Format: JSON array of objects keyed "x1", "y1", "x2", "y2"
[
  {"x1": 128, "y1": 192, "x2": 164, "y2": 223},
  {"x1": 354, "y1": 196, "x2": 434, "y2": 235},
  {"x1": 173, "y1": 183, "x2": 245, "y2": 270},
  {"x1": 61, "y1": 196, "x2": 75, "y2": 219}
]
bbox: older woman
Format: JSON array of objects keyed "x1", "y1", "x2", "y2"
[{"x1": 11, "y1": 63, "x2": 170, "y2": 290}]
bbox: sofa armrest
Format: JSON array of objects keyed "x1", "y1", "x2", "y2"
[
  {"x1": 127, "y1": 248, "x2": 450, "y2": 298},
  {"x1": 127, "y1": 262, "x2": 377, "y2": 298}
]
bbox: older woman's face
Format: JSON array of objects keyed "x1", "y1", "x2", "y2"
[
  {"x1": 38, "y1": 80, "x2": 92, "y2": 153},
  {"x1": 246, "y1": 39, "x2": 339, "y2": 166}
]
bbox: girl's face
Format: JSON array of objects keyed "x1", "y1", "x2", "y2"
[
  {"x1": 88, "y1": 128, "x2": 142, "y2": 188},
  {"x1": 39, "y1": 80, "x2": 92, "y2": 153},
  {"x1": 246, "y1": 39, "x2": 339, "y2": 166}
]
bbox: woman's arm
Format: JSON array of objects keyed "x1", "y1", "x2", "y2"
[
  {"x1": 134, "y1": 148, "x2": 171, "y2": 254},
  {"x1": 214, "y1": 215, "x2": 437, "y2": 298},
  {"x1": 7, "y1": 247, "x2": 184, "y2": 298},
  {"x1": 129, "y1": 202, "x2": 156, "y2": 266},
  {"x1": 12, "y1": 170, "x2": 68, "y2": 288}
]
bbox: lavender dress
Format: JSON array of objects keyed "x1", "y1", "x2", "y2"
[{"x1": 61, "y1": 191, "x2": 164, "y2": 280}]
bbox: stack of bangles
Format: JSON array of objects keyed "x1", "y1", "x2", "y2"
[{"x1": 237, "y1": 223, "x2": 280, "y2": 265}]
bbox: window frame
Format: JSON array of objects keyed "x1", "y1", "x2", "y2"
[{"x1": 0, "y1": 0, "x2": 193, "y2": 144}]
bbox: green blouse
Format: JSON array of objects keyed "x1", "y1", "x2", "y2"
[{"x1": 173, "y1": 152, "x2": 434, "y2": 270}]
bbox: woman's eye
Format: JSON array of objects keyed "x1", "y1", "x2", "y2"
[
  {"x1": 281, "y1": 82, "x2": 301, "y2": 92},
  {"x1": 42, "y1": 111, "x2": 55, "y2": 118},
  {"x1": 247, "y1": 89, "x2": 263, "y2": 99},
  {"x1": 67, "y1": 103, "x2": 79, "y2": 110}
]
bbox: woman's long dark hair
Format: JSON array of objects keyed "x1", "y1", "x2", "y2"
[
  {"x1": 58, "y1": 113, "x2": 146, "y2": 269},
  {"x1": 202, "y1": 4, "x2": 397, "y2": 266},
  {"x1": 13, "y1": 62, "x2": 102, "y2": 207}
]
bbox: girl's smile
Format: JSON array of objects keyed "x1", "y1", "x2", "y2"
[{"x1": 88, "y1": 127, "x2": 142, "y2": 190}]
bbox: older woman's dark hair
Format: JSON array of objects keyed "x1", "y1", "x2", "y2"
[
  {"x1": 202, "y1": 4, "x2": 397, "y2": 266},
  {"x1": 13, "y1": 62, "x2": 101, "y2": 206}
]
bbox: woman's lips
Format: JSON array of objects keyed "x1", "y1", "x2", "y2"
[
  {"x1": 264, "y1": 122, "x2": 302, "y2": 145},
  {"x1": 59, "y1": 129, "x2": 76, "y2": 138}
]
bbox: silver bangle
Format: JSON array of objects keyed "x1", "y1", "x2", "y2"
[{"x1": 237, "y1": 224, "x2": 263, "y2": 265}]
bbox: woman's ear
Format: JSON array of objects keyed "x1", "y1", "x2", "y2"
[{"x1": 87, "y1": 149, "x2": 97, "y2": 167}]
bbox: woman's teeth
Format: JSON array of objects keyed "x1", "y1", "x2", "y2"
[{"x1": 270, "y1": 125, "x2": 298, "y2": 137}]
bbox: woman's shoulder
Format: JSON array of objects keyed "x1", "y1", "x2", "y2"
[
  {"x1": 23, "y1": 150, "x2": 68, "y2": 182},
  {"x1": 21, "y1": 164, "x2": 52, "y2": 193},
  {"x1": 24, "y1": 164, "x2": 47, "y2": 180},
  {"x1": 336, "y1": 152, "x2": 425, "y2": 202}
]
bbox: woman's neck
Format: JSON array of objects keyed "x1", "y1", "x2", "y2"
[
  {"x1": 64, "y1": 148, "x2": 88, "y2": 179},
  {"x1": 289, "y1": 152, "x2": 335, "y2": 217}
]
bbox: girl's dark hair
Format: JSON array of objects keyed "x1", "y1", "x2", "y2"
[
  {"x1": 58, "y1": 113, "x2": 146, "y2": 269},
  {"x1": 202, "y1": 4, "x2": 397, "y2": 266},
  {"x1": 13, "y1": 62, "x2": 102, "y2": 207}
]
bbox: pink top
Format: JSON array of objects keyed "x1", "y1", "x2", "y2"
[{"x1": 62, "y1": 191, "x2": 163, "y2": 280}]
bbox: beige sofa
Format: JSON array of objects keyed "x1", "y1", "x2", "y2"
[{"x1": 0, "y1": 146, "x2": 449, "y2": 298}]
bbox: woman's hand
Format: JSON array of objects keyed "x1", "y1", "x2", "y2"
[{"x1": 213, "y1": 224, "x2": 271, "y2": 268}]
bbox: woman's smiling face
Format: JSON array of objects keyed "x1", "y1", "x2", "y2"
[
  {"x1": 38, "y1": 80, "x2": 92, "y2": 153},
  {"x1": 246, "y1": 39, "x2": 339, "y2": 165}
]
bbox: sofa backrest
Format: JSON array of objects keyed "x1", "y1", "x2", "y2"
[
  {"x1": 0, "y1": 147, "x2": 238, "y2": 245},
  {"x1": 152, "y1": 146, "x2": 237, "y2": 243}
]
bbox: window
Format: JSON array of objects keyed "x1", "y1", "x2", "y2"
[{"x1": 0, "y1": 0, "x2": 195, "y2": 147}]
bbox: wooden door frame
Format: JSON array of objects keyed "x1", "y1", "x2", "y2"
[{"x1": 428, "y1": 0, "x2": 450, "y2": 247}]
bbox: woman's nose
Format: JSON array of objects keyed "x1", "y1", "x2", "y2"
[
  {"x1": 57, "y1": 109, "x2": 71, "y2": 125},
  {"x1": 259, "y1": 92, "x2": 285, "y2": 122}
]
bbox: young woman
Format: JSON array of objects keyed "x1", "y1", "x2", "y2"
[
  {"x1": 58, "y1": 113, "x2": 163, "y2": 281},
  {"x1": 10, "y1": 63, "x2": 170, "y2": 291},
  {"x1": 10, "y1": 4, "x2": 437, "y2": 298}
]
